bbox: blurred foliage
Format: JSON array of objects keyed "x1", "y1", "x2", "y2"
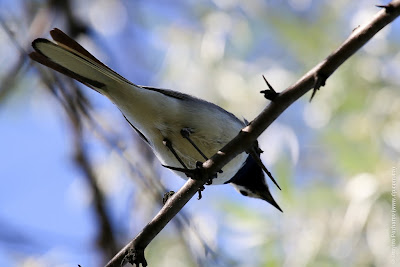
[{"x1": 0, "y1": 0, "x2": 399, "y2": 267}]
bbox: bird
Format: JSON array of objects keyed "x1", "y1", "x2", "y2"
[{"x1": 29, "y1": 28, "x2": 282, "y2": 212}]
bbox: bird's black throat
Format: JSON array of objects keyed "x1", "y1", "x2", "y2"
[{"x1": 225, "y1": 154, "x2": 265, "y2": 190}]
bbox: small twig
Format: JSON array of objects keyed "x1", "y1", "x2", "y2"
[
  {"x1": 376, "y1": 4, "x2": 395, "y2": 13},
  {"x1": 309, "y1": 72, "x2": 327, "y2": 101},
  {"x1": 248, "y1": 148, "x2": 281, "y2": 190},
  {"x1": 260, "y1": 75, "x2": 279, "y2": 101}
]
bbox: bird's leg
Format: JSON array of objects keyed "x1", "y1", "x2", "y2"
[
  {"x1": 180, "y1": 128, "x2": 208, "y2": 160},
  {"x1": 194, "y1": 161, "x2": 213, "y2": 186},
  {"x1": 181, "y1": 128, "x2": 223, "y2": 175},
  {"x1": 162, "y1": 138, "x2": 204, "y2": 199},
  {"x1": 162, "y1": 138, "x2": 188, "y2": 169}
]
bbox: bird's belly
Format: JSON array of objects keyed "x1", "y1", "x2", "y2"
[{"x1": 149, "y1": 126, "x2": 247, "y2": 185}]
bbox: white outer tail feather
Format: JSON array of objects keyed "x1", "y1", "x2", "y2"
[{"x1": 33, "y1": 39, "x2": 130, "y2": 91}]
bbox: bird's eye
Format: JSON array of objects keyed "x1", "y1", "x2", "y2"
[{"x1": 240, "y1": 190, "x2": 248, "y2": 196}]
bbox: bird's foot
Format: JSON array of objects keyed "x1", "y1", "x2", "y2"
[
  {"x1": 162, "y1": 191, "x2": 175, "y2": 205},
  {"x1": 122, "y1": 248, "x2": 147, "y2": 267}
]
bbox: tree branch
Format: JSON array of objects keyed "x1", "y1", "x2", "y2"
[{"x1": 106, "y1": 1, "x2": 400, "y2": 266}]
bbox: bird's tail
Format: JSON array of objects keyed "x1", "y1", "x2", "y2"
[{"x1": 30, "y1": 28, "x2": 134, "y2": 94}]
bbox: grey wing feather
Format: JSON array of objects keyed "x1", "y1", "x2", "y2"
[{"x1": 140, "y1": 86, "x2": 245, "y2": 125}]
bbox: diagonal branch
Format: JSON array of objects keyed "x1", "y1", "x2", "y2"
[{"x1": 106, "y1": 1, "x2": 400, "y2": 266}]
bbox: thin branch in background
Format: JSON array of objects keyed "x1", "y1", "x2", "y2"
[
  {"x1": 19, "y1": 50, "x2": 119, "y2": 261},
  {"x1": 48, "y1": 0, "x2": 89, "y2": 37},
  {"x1": 0, "y1": 51, "x2": 29, "y2": 101},
  {"x1": 0, "y1": 41, "x2": 119, "y2": 259},
  {"x1": 8, "y1": 2, "x2": 122, "y2": 261},
  {"x1": 0, "y1": 19, "x2": 31, "y2": 101},
  {"x1": 48, "y1": 76, "x2": 119, "y2": 261},
  {"x1": 105, "y1": 1, "x2": 400, "y2": 266}
]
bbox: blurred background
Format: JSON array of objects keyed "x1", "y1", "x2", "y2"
[{"x1": 0, "y1": 0, "x2": 399, "y2": 266}]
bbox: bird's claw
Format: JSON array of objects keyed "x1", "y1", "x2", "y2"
[{"x1": 162, "y1": 191, "x2": 175, "y2": 205}]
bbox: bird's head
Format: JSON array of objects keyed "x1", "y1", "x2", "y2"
[{"x1": 229, "y1": 154, "x2": 282, "y2": 212}]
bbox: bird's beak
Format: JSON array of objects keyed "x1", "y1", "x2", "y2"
[{"x1": 259, "y1": 191, "x2": 283, "y2": 212}]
